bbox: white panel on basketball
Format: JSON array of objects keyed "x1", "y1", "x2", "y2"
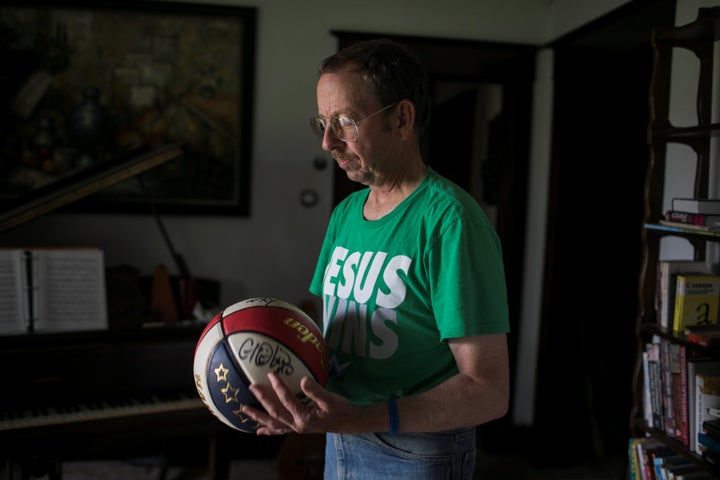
[
  {"x1": 223, "y1": 298, "x2": 304, "y2": 317},
  {"x1": 225, "y1": 331, "x2": 313, "y2": 394},
  {"x1": 192, "y1": 322, "x2": 237, "y2": 430}
]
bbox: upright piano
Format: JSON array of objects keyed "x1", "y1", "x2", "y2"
[{"x1": 0, "y1": 145, "x2": 283, "y2": 479}]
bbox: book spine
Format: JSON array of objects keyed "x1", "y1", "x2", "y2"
[
  {"x1": 665, "y1": 210, "x2": 720, "y2": 226},
  {"x1": 679, "y1": 345, "x2": 689, "y2": 446},
  {"x1": 627, "y1": 438, "x2": 638, "y2": 480},
  {"x1": 661, "y1": 339, "x2": 675, "y2": 437},
  {"x1": 695, "y1": 374, "x2": 705, "y2": 455},
  {"x1": 689, "y1": 361, "x2": 697, "y2": 453},
  {"x1": 643, "y1": 351, "x2": 654, "y2": 428},
  {"x1": 670, "y1": 343, "x2": 685, "y2": 445},
  {"x1": 686, "y1": 331, "x2": 712, "y2": 347},
  {"x1": 659, "y1": 261, "x2": 673, "y2": 329},
  {"x1": 647, "y1": 343, "x2": 664, "y2": 431}
]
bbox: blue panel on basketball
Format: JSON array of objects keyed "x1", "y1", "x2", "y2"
[{"x1": 206, "y1": 340, "x2": 260, "y2": 432}]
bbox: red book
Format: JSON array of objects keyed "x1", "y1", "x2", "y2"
[
  {"x1": 685, "y1": 324, "x2": 720, "y2": 347},
  {"x1": 677, "y1": 344, "x2": 689, "y2": 446},
  {"x1": 665, "y1": 210, "x2": 720, "y2": 227}
]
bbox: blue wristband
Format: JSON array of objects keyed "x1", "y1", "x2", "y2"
[{"x1": 387, "y1": 399, "x2": 399, "y2": 435}]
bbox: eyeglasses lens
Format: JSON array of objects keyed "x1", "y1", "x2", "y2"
[
  {"x1": 309, "y1": 118, "x2": 325, "y2": 140},
  {"x1": 309, "y1": 116, "x2": 359, "y2": 142}
]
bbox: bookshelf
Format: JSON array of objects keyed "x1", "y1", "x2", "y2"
[{"x1": 630, "y1": 6, "x2": 720, "y2": 476}]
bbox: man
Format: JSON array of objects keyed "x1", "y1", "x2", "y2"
[{"x1": 243, "y1": 38, "x2": 510, "y2": 480}]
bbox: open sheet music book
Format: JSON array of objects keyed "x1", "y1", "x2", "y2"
[{"x1": 0, "y1": 248, "x2": 107, "y2": 334}]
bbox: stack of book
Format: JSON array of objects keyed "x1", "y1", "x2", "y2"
[
  {"x1": 629, "y1": 436, "x2": 716, "y2": 479},
  {"x1": 641, "y1": 328, "x2": 720, "y2": 457},
  {"x1": 662, "y1": 198, "x2": 720, "y2": 233}
]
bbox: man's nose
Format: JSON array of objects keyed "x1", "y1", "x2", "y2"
[{"x1": 322, "y1": 126, "x2": 342, "y2": 151}]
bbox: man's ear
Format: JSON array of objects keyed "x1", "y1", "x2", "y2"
[{"x1": 394, "y1": 99, "x2": 416, "y2": 140}]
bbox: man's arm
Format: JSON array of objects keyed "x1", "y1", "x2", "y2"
[
  {"x1": 242, "y1": 333, "x2": 509, "y2": 435},
  {"x1": 396, "y1": 333, "x2": 510, "y2": 432}
]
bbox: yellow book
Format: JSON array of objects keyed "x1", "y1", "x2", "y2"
[{"x1": 673, "y1": 274, "x2": 720, "y2": 333}]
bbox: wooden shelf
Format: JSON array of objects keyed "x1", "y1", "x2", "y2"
[
  {"x1": 631, "y1": 6, "x2": 720, "y2": 477},
  {"x1": 650, "y1": 123, "x2": 720, "y2": 141},
  {"x1": 654, "y1": 6, "x2": 720, "y2": 43}
]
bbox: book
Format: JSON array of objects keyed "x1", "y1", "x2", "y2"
[
  {"x1": 643, "y1": 444, "x2": 675, "y2": 480},
  {"x1": 646, "y1": 341, "x2": 665, "y2": 432},
  {"x1": 669, "y1": 343, "x2": 685, "y2": 444},
  {"x1": 698, "y1": 436, "x2": 720, "y2": 468},
  {"x1": 685, "y1": 324, "x2": 720, "y2": 347},
  {"x1": 659, "y1": 220, "x2": 720, "y2": 233},
  {"x1": 672, "y1": 198, "x2": 720, "y2": 215},
  {"x1": 687, "y1": 359, "x2": 720, "y2": 453},
  {"x1": 654, "y1": 454, "x2": 690, "y2": 480},
  {"x1": 632, "y1": 438, "x2": 651, "y2": 480},
  {"x1": 665, "y1": 210, "x2": 720, "y2": 227},
  {"x1": 646, "y1": 223, "x2": 720, "y2": 238},
  {"x1": 636, "y1": 439, "x2": 673, "y2": 480},
  {"x1": 695, "y1": 372, "x2": 720, "y2": 455},
  {"x1": 673, "y1": 274, "x2": 720, "y2": 333},
  {"x1": 659, "y1": 338, "x2": 676, "y2": 438},
  {"x1": 699, "y1": 432, "x2": 720, "y2": 454},
  {"x1": 0, "y1": 248, "x2": 108, "y2": 334},
  {"x1": 678, "y1": 344, "x2": 690, "y2": 446},
  {"x1": 657, "y1": 261, "x2": 714, "y2": 330},
  {"x1": 628, "y1": 437, "x2": 643, "y2": 480},
  {"x1": 642, "y1": 350, "x2": 654, "y2": 428},
  {"x1": 703, "y1": 418, "x2": 720, "y2": 437},
  {"x1": 630, "y1": 437, "x2": 663, "y2": 480}
]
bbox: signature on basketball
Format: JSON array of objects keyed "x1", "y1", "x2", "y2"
[{"x1": 238, "y1": 337, "x2": 295, "y2": 376}]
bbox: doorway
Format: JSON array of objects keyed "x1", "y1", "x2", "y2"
[{"x1": 533, "y1": 0, "x2": 677, "y2": 462}]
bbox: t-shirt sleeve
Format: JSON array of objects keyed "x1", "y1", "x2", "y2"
[{"x1": 428, "y1": 213, "x2": 510, "y2": 340}]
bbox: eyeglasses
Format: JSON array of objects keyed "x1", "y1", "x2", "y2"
[{"x1": 309, "y1": 103, "x2": 396, "y2": 142}]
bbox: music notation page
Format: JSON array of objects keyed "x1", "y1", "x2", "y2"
[{"x1": 0, "y1": 248, "x2": 108, "y2": 334}]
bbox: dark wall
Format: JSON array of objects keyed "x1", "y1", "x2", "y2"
[{"x1": 532, "y1": 0, "x2": 677, "y2": 463}]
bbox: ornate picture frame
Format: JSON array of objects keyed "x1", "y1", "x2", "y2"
[{"x1": 0, "y1": 1, "x2": 256, "y2": 215}]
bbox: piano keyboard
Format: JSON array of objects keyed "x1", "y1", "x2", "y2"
[{"x1": 0, "y1": 392, "x2": 204, "y2": 431}]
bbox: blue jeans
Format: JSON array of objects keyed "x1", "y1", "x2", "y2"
[{"x1": 324, "y1": 427, "x2": 476, "y2": 480}]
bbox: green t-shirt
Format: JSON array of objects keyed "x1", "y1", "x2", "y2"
[{"x1": 309, "y1": 168, "x2": 509, "y2": 405}]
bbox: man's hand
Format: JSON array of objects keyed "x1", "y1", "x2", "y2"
[{"x1": 242, "y1": 372, "x2": 360, "y2": 435}]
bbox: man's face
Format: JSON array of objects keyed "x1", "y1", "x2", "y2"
[{"x1": 316, "y1": 70, "x2": 394, "y2": 186}]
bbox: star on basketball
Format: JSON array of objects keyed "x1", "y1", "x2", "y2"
[
  {"x1": 221, "y1": 382, "x2": 240, "y2": 403},
  {"x1": 214, "y1": 364, "x2": 229, "y2": 382}
]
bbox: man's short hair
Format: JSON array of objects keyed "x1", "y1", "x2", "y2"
[{"x1": 318, "y1": 38, "x2": 431, "y2": 138}]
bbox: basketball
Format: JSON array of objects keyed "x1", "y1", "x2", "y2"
[{"x1": 193, "y1": 297, "x2": 328, "y2": 433}]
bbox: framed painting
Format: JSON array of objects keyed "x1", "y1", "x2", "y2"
[{"x1": 0, "y1": 1, "x2": 256, "y2": 215}]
